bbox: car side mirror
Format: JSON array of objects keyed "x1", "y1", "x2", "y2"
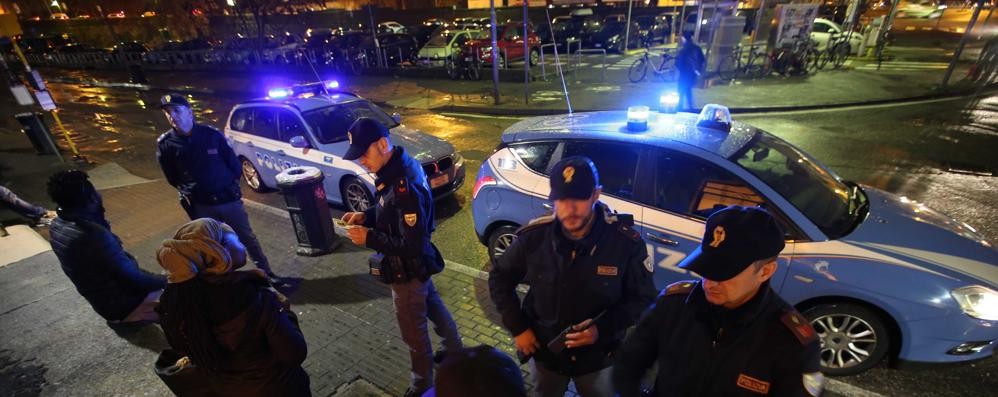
[
  {"x1": 752, "y1": 147, "x2": 770, "y2": 162},
  {"x1": 289, "y1": 135, "x2": 310, "y2": 148},
  {"x1": 392, "y1": 112, "x2": 402, "y2": 124}
]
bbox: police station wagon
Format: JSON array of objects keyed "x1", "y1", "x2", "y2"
[
  {"x1": 224, "y1": 81, "x2": 465, "y2": 212},
  {"x1": 471, "y1": 105, "x2": 998, "y2": 375}
]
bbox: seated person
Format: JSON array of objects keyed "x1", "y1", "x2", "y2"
[
  {"x1": 46, "y1": 170, "x2": 166, "y2": 324},
  {"x1": 425, "y1": 345, "x2": 526, "y2": 397}
]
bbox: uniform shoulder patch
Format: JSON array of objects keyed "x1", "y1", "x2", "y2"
[
  {"x1": 781, "y1": 310, "x2": 818, "y2": 346},
  {"x1": 395, "y1": 178, "x2": 410, "y2": 195},
  {"x1": 617, "y1": 223, "x2": 641, "y2": 242},
  {"x1": 516, "y1": 215, "x2": 554, "y2": 236},
  {"x1": 664, "y1": 281, "x2": 696, "y2": 296}
]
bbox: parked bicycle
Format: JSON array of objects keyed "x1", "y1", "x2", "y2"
[
  {"x1": 817, "y1": 32, "x2": 852, "y2": 70},
  {"x1": 717, "y1": 44, "x2": 770, "y2": 81},
  {"x1": 628, "y1": 45, "x2": 677, "y2": 83},
  {"x1": 771, "y1": 39, "x2": 819, "y2": 76}
]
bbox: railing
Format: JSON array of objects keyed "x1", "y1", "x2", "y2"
[{"x1": 574, "y1": 48, "x2": 606, "y2": 83}]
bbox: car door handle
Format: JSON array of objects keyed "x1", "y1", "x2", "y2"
[
  {"x1": 543, "y1": 202, "x2": 552, "y2": 209},
  {"x1": 276, "y1": 149, "x2": 286, "y2": 156},
  {"x1": 646, "y1": 233, "x2": 679, "y2": 246}
]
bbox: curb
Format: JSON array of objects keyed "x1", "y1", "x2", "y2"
[
  {"x1": 433, "y1": 84, "x2": 998, "y2": 116},
  {"x1": 47, "y1": 76, "x2": 998, "y2": 117}
]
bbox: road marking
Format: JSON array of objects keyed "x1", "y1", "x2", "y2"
[
  {"x1": 826, "y1": 379, "x2": 887, "y2": 397},
  {"x1": 737, "y1": 89, "x2": 998, "y2": 117},
  {"x1": 439, "y1": 112, "x2": 525, "y2": 120}
]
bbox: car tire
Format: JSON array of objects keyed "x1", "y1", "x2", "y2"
[
  {"x1": 241, "y1": 158, "x2": 270, "y2": 193},
  {"x1": 803, "y1": 303, "x2": 890, "y2": 376},
  {"x1": 341, "y1": 177, "x2": 374, "y2": 212},
  {"x1": 487, "y1": 224, "x2": 519, "y2": 261}
]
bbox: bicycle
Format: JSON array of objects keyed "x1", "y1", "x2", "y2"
[
  {"x1": 817, "y1": 33, "x2": 852, "y2": 70},
  {"x1": 717, "y1": 44, "x2": 770, "y2": 81},
  {"x1": 628, "y1": 45, "x2": 677, "y2": 83},
  {"x1": 772, "y1": 39, "x2": 819, "y2": 76}
]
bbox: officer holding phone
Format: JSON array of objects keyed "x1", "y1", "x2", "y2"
[{"x1": 488, "y1": 156, "x2": 657, "y2": 397}]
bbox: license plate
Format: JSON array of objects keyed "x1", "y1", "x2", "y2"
[{"x1": 430, "y1": 174, "x2": 450, "y2": 189}]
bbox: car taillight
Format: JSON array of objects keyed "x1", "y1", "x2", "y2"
[{"x1": 472, "y1": 175, "x2": 497, "y2": 200}]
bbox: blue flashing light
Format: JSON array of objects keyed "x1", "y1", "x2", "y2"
[
  {"x1": 696, "y1": 104, "x2": 732, "y2": 132},
  {"x1": 268, "y1": 87, "x2": 292, "y2": 99},
  {"x1": 626, "y1": 106, "x2": 650, "y2": 132},
  {"x1": 325, "y1": 80, "x2": 340, "y2": 89},
  {"x1": 659, "y1": 92, "x2": 679, "y2": 113}
]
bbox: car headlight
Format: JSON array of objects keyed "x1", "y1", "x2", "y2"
[
  {"x1": 952, "y1": 285, "x2": 998, "y2": 321},
  {"x1": 453, "y1": 152, "x2": 464, "y2": 167}
]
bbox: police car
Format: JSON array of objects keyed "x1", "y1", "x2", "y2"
[
  {"x1": 471, "y1": 104, "x2": 998, "y2": 375},
  {"x1": 224, "y1": 81, "x2": 465, "y2": 212}
]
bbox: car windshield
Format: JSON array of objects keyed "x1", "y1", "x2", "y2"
[
  {"x1": 302, "y1": 100, "x2": 398, "y2": 144},
  {"x1": 426, "y1": 32, "x2": 455, "y2": 46},
  {"x1": 733, "y1": 132, "x2": 865, "y2": 239}
]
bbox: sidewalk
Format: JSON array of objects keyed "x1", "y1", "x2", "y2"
[{"x1": 37, "y1": 48, "x2": 983, "y2": 117}]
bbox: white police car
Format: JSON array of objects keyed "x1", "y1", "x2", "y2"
[
  {"x1": 225, "y1": 81, "x2": 465, "y2": 211},
  {"x1": 471, "y1": 104, "x2": 998, "y2": 375}
]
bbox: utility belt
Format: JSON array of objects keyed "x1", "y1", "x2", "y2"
[
  {"x1": 180, "y1": 184, "x2": 242, "y2": 207},
  {"x1": 368, "y1": 243, "x2": 445, "y2": 284}
]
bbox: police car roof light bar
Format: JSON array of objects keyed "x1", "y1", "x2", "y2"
[
  {"x1": 696, "y1": 104, "x2": 732, "y2": 132},
  {"x1": 626, "y1": 106, "x2": 650, "y2": 132}
]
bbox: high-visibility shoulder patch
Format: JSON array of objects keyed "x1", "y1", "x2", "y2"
[
  {"x1": 516, "y1": 215, "x2": 554, "y2": 236},
  {"x1": 617, "y1": 223, "x2": 641, "y2": 242},
  {"x1": 664, "y1": 281, "x2": 695, "y2": 296},
  {"x1": 781, "y1": 310, "x2": 818, "y2": 346}
]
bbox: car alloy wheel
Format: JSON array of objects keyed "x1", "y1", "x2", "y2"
[
  {"x1": 343, "y1": 177, "x2": 372, "y2": 212},
  {"x1": 487, "y1": 225, "x2": 519, "y2": 261},
  {"x1": 804, "y1": 303, "x2": 890, "y2": 375},
  {"x1": 241, "y1": 158, "x2": 268, "y2": 192}
]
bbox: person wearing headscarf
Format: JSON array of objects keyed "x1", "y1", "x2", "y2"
[{"x1": 156, "y1": 218, "x2": 310, "y2": 396}]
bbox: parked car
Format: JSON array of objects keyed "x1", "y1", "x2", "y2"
[
  {"x1": 51, "y1": 13, "x2": 69, "y2": 20},
  {"x1": 602, "y1": 14, "x2": 626, "y2": 24},
  {"x1": 810, "y1": 18, "x2": 864, "y2": 55},
  {"x1": 226, "y1": 81, "x2": 465, "y2": 212},
  {"x1": 378, "y1": 21, "x2": 407, "y2": 34},
  {"x1": 636, "y1": 14, "x2": 673, "y2": 43},
  {"x1": 471, "y1": 105, "x2": 998, "y2": 376},
  {"x1": 586, "y1": 21, "x2": 643, "y2": 52},
  {"x1": 210, "y1": 35, "x2": 300, "y2": 65},
  {"x1": 896, "y1": 0, "x2": 946, "y2": 18},
  {"x1": 461, "y1": 21, "x2": 541, "y2": 67},
  {"x1": 417, "y1": 29, "x2": 485, "y2": 67},
  {"x1": 452, "y1": 17, "x2": 479, "y2": 30},
  {"x1": 360, "y1": 33, "x2": 420, "y2": 67},
  {"x1": 106, "y1": 11, "x2": 126, "y2": 19},
  {"x1": 112, "y1": 41, "x2": 149, "y2": 54}
]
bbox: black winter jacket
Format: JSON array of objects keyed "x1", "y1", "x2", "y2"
[
  {"x1": 156, "y1": 124, "x2": 243, "y2": 205},
  {"x1": 160, "y1": 272, "x2": 311, "y2": 397},
  {"x1": 49, "y1": 210, "x2": 166, "y2": 321}
]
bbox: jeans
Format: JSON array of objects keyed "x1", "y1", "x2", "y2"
[
  {"x1": 529, "y1": 360, "x2": 614, "y2": 397},
  {"x1": 677, "y1": 78, "x2": 695, "y2": 112},
  {"x1": 391, "y1": 278, "x2": 463, "y2": 391},
  {"x1": 0, "y1": 185, "x2": 46, "y2": 221},
  {"x1": 190, "y1": 200, "x2": 271, "y2": 274}
]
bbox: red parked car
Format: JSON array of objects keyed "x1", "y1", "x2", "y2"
[{"x1": 461, "y1": 21, "x2": 541, "y2": 67}]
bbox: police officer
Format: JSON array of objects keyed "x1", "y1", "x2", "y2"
[
  {"x1": 339, "y1": 117, "x2": 463, "y2": 397},
  {"x1": 613, "y1": 205, "x2": 824, "y2": 397},
  {"x1": 489, "y1": 156, "x2": 656, "y2": 397},
  {"x1": 155, "y1": 93, "x2": 276, "y2": 280}
]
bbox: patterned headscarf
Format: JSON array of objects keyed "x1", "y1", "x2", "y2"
[{"x1": 157, "y1": 218, "x2": 236, "y2": 283}]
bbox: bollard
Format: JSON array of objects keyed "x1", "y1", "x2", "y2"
[
  {"x1": 14, "y1": 112, "x2": 59, "y2": 155},
  {"x1": 276, "y1": 166, "x2": 342, "y2": 256}
]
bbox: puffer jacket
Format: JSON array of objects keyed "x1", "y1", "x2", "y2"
[
  {"x1": 160, "y1": 272, "x2": 311, "y2": 396},
  {"x1": 49, "y1": 211, "x2": 166, "y2": 321}
]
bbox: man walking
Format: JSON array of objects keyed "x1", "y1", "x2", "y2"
[
  {"x1": 613, "y1": 206, "x2": 824, "y2": 396},
  {"x1": 155, "y1": 93, "x2": 277, "y2": 280},
  {"x1": 340, "y1": 117, "x2": 463, "y2": 397},
  {"x1": 676, "y1": 32, "x2": 705, "y2": 112},
  {"x1": 489, "y1": 156, "x2": 656, "y2": 397}
]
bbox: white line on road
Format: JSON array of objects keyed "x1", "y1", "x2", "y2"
[
  {"x1": 438, "y1": 112, "x2": 526, "y2": 120},
  {"x1": 737, "y1": 89, "x2": 998, "y2": 117},
  {"x1": 826, "y1": 379, "x2": 888, "y2": 397}
]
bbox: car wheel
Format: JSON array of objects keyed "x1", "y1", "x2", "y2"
[
  {"x1": 342, "y1": 177, "x2": 373, "y2": 212},
  {"x1": 241, "y1": 158, "x2": 269, "y2": 193},
  {"x1": 803, "y1": 303, "x2": 890, "y2": 376},
  {"x1": 487, "y1": 224, "x2": 519, "y2": 261}
]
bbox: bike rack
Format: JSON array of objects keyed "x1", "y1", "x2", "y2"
[
  {"x1": 574, "y1": 49, "x2": 607, "y2": 82},
  {"x1": 539, "y1": 43, "x2": 558, "y2": 81}
]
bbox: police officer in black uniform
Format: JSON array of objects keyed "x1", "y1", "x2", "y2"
[
  {"x1": 339, "y1": 117, "x2": 462, "y2": 397},
  {"x1": 489, "y1": 156, "x2": 656, "y2": 397},
  {"x1": 613, "y1": 205, "x2": 824, "y2": 397},
  {"x1": 155, "y1": 93, "x2": 276, "y2": 280}
]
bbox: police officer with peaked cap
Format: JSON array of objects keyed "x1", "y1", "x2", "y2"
[
  {"x1": 612, "y1": 205, "x2": 824, "y2": 397},
  {"x1": 489, "y1": 156, "x2": 657, "y2": 397},
  {"x1": 155, "y1": 93, "x2": 277, "y2": 281},
  {"x1": 339, "y1": 117, "x2": 463, "y2": 397}
]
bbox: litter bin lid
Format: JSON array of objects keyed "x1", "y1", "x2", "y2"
[{"x1": 276, "y1": 166, "x2": 324, "y2": 187}]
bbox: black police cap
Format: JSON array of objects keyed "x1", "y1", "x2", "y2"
[
  {"x1": 159, "y1": 93, "x2": 190, "y2": 108},
  {"x1": 548, "y1": 156, "x2": 600, "y2": 201},
  {"x1": 678, "y1": 205, "x2": 785, "y2": 282},
  {"x1": 343, "y1": 117, "x2": 390, "y2": 161}
]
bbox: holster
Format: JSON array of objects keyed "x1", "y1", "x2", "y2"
[{"x1": 369, "y1": 253, "x2": 413, "y2": 284}]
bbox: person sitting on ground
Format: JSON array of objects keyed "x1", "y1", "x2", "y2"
[
  {"x1": 46, "y1": 170, "x2": 166, "y2": 324},
  {"x1": 2, "y1": 184, "x2": 57, "y2": 225},
  {"x1": 156, "y1": 218, "x2": 310, "y2": 397},
  {"x1": 424, "y1": 344, "x2": 527, "y2": 397}
]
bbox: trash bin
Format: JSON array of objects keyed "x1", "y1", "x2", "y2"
[
  {"x1": 14, "y1": 112, "x2": 58, "y2": 155},
  {"x1": 276, "y1": 166, "x2": 341, "y2": 256}
]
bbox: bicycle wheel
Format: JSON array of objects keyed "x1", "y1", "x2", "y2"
[
  {"x1": 817, "y1": 49, "x2": 831, "y2": 70},
  {"x1": 718, "y1": 54, "x2": 739, "y2": 81},
  {"x1": 804, "y1": 49, "x2": 820, "y2": 75},
  {"x1": 629, "y1": 57, "x2": 649, "y2": 83},
  {"x1": 750, "y1": 52, "x2": 772, "y2": 79},
  {"x1": 832, "y1": 44, "x2": 850, "y2": 69},
  {"x1": 656, "y1": 55, "x2": 677, "y2": 82}
]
